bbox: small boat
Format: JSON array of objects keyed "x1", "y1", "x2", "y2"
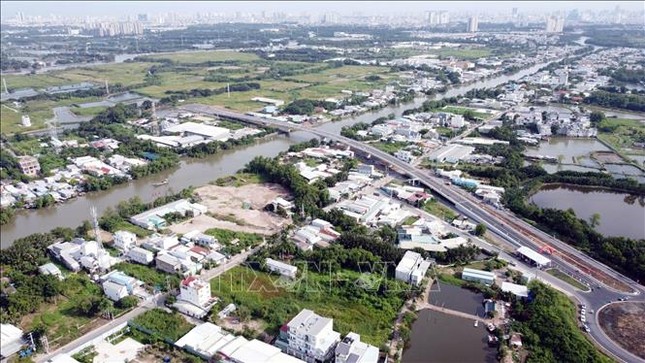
[
  {"x1": 474, "y1": 320, "x2": 479, "y2": 327},
  {"x1": 153, "y1": 178, "x2": 168, "y2": 187}
]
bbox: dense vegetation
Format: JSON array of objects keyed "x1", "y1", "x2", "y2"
[
  {"x1": 131, "y1": 309, "x2": 194, "y2": 343},
  {"x1": 511, "y1": 281, "x2": 612, "y2": 363},
  {"x1": 281, "y1": 99, "x2": 339, "y2": 115},
  {"x1": 584, "y1": 90, "x2": 645, "y2": 112}
]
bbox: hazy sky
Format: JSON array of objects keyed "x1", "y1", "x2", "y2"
[{"x1": 1, "y1": 1, "x2": 642, "y2": 18}]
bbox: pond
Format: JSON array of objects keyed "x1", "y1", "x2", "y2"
[
  {"x1": 531, "y1": 184, "x2": 645, "y2": 240},
  {"x1": 525, "y1": 138, "x2": 611, "y2": 162},
  {"x1": 402, "y1": 310, "x2": 497, "y2": 363},
  {"x1": 428, "y1": 281, "x2": 486, "y2": 317}
]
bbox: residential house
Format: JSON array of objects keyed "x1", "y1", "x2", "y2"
[
  {"x1": 395, "y1": 251, "x2": 432, "y2": 286},
  {"x1": 266, "y1": 258, "x2": 298, "y2": 279},
  {"x1": 128, "y1": 247, "x2": 154, "y2": 265},
  {"x1": 276, "y1": 309, "x2": 341, "y2": 363}
]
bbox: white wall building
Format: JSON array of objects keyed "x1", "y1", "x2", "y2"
[
  {"x1": 334, "y1": 332, "x2": 379, "y2": 363},
  {"x1": 102, "y1": 280, "x2": 129, "y2": 301},
  {"x1": 179, "y1": 276, "x2": 211, "y2": 307},
  {"x1": 113, "y1": 230, "x2": 137, "y2": 251},
  {"x1": 395, "y1": 251, "x2": 432, "y2": 286},
  {"x1": 278, "y1": 309, "x2": 341, "y2": 363},
  {"x1": 266, "y1": 258, "x2": 298, "y2": 278},
  {"x1": 127, "y1": 247, "x2": 154, "y2": 265}
]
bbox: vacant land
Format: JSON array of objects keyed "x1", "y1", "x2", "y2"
[
  {"x1": 169, "y1": 183, "x2": 289, "y2": 236},
  {"x1": 423, "y1": 199, "x2": 458, "y2": 222},
  {"x1": 598, "y1": 302, "x2": 645, "y2": 360},
  {"x1": 428, "y1": 47, "x2": 492, "y2": 60},
  {"x1": 211, "y1": 266, "x2": 406, "y2": 346},
  {"x1": 597, "y1": 118, "x2": 645, "y2": 157},
  {"x1": 21, "y1": 274, "x2": 113, "y2": 349}
]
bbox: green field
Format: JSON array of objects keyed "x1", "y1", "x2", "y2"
[
  {"x1": 3, "y1": 63, "x2": 156, "y2": 90},
  {"x1": 24, "y1": 274, "x2": 127, "y2": 348},
  {"x1": 423, "y1": 199, "x2": 458, "y2": 222},
  {"x1": 546, "y1": 269, "x2": 590, "y2": 291},
  {"x1": 2, "y1": 96, "x2": 104, "y2": 134},
  {"x1": 440, "y1": 106, "x2": 491, "y2": 120},
  {"x1": 597, "y1": 118, "x2": 645, "y2": 157},
  {"x1": 372, "y1": 141, "x2": 410, "y2": 155},
  {"x1": 429, "y1": 47, "x2": 492, "y2": 60},
  {"x1": 142, "y1": 50, "x2": 261, "y2": 64},
  {"x1": 211, "y1": 266, "x2": 405, "y2": 346}
]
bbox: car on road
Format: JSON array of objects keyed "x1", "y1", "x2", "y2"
[
  {"x1": 583, "y1": 324, "x2": 590, "y2": 333},
  {"x1": 580, "y1": 316, "x2": 586, "y2": 323}
]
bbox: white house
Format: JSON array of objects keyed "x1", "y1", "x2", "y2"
[
  {"x1": 113, "y1": 230, "x2": 137, "y2": 251},
  {"x1": 394, "y1": 150, "x2": 415, "y2": 163},
  {"x1": 179, "y1": 276, "x2": 212, "y2": 308},
  {"x1": 38, "y1": 262, "x2": 63, "y2": 280},
  {"x1": 0, "y1": 324, "x2": 25, "y2": 360},
  {"x1": 395, "y1": 251, "x2": 432, "y2": 286},
  {"x1": 128, "y1": 247, "x2": 154, "y2": 265},
  {"x1": 277, "y1": 309, "x2": 341, "y2": 362},
  {"x1": 266, "y1": 258, "x2": 298, "y2": 278},
  {"x1": 335, "y1": 332, "x2": 379, "y2": 363},
  {"x1": 102, "y1": 280, "x2": 129, "y2": 301}
]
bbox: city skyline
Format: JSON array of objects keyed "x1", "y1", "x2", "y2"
[{"x1": 2, "y1": 1, "x2": 643, "y2": 19}]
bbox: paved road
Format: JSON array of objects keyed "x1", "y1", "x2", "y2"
[{"x1": 36, "y1": 245, "x2": 263, "y2": 362}]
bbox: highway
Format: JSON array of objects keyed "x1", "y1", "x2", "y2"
[{"x1": 207, "y1": 109, "x2": 644, "y2": 363}]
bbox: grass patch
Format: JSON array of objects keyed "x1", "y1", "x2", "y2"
[
  {"x1": 70, "y1": 105, "x2": 107, "y2": 117},
  {"x1": 204, "y1": 228, "x2": 263, "y2": 255},
  {"x1": 211, "y1": 266, "x2": 407, "y2": 346},
  {"x1": 143, "y1": 50, "x2": 260, "y2": 64},
  {"x1": 131, "y1": 309, "x2": 194, "y2": 342},
  {"x1": 428, "y1": 47, "x2": 492, "y2": 60},
  {"x1": 112, "y1": 262, "x2": 180, "y2": 292},
  {"x1": 211, "y1": 172, "x2": 267, "y2": 187},
  {"x1": 423, "y1": 200, "x2": 458, "y2": 222},
  {"x1": 372, "y1": 141, "x2": 410, "y2": 155},
  {"x1": 112, "y1": 220, "x2": 152, "y2": 238},
  {"x1": 403, "y1": 215, "x2": 420, "y2": 225},
  {"x1": 437, "y1": 273, "x2": 466, "y2": 287},
  {"x1": 215, "y1": 119, "x2": 246, "y2": 130},
  {"x1": 546, "y1": 268, "x2": 590, "y2": 291}
]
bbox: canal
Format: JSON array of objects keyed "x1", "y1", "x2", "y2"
[
  {"x1": 1, "y1": 60, "x2": 563, "y2": 246},
  {"x1": 530, "y1": 184, "x2": 645, "y2": 240}
]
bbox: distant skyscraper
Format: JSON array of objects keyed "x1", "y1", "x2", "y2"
[
  {"x1": 545, "y1": 16, "x2": 564, "y2": 33},
  {"x1": 16, "y1": 11, "x2": 25, "y2": 23},
  {"x1": 427, "y1": 11, "x2": 449, "y2": 26},
  {"x1": 467, "y1": 16, "x2": 478, "y2": 32},
  {"x1": 137, "y1": 13, "x2": 148, "y2": 22},
  {"x1": 512, "y1": 8, "x2": 519, "y2": 17}
]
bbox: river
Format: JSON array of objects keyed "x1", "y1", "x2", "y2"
[
  {"x1": 531, "y1": 184, "x2": 645, "y2": 240},
  {"x1": 1, "y1": 60, "x2": 560, "y2": 246}
]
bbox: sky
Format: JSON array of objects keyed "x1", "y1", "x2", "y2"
[{"x1": 1, "y1": 1, "x2": 642, "y2": 19}]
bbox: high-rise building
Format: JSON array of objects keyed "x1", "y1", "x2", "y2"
[
  {"x1": 137, "y1": 13, "x2": 148, "y2": 22},
  {"x1": 512, "y1": 8, "x2": 519, "y2": 18},
  {"x1": 545, "y1": 16, "x2": 564, "y2": 33},
  {"x1": 427, "y1": 11, "x2": 449, "y2": 26},
  {"x1": 467, "y1": 16, "x2": 478, "y2": 32}
]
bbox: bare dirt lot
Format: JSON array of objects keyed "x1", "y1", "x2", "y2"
[
  {"x1": 169, "y1": 183, "x2": 290, "y2": 236},
  {"x1": 592, "y1": 151, "x2": 624, "y2": 164},
  {"x1": 598, "y1": 302, "x2": 645, "y2": 360}
]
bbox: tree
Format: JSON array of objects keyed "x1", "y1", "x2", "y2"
[
  {"x1": 589, "y1": 213, "x2": 601, "y2": 228},
  {"x1": 117, "y1": 296, "x2": 140, "y2": 309},
  {"x1": 474, "y1": 223, "x2": 487, "y2": 236},
  {"x1": 589, "y1": 111, "x2": 605, "y2": 125}
]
